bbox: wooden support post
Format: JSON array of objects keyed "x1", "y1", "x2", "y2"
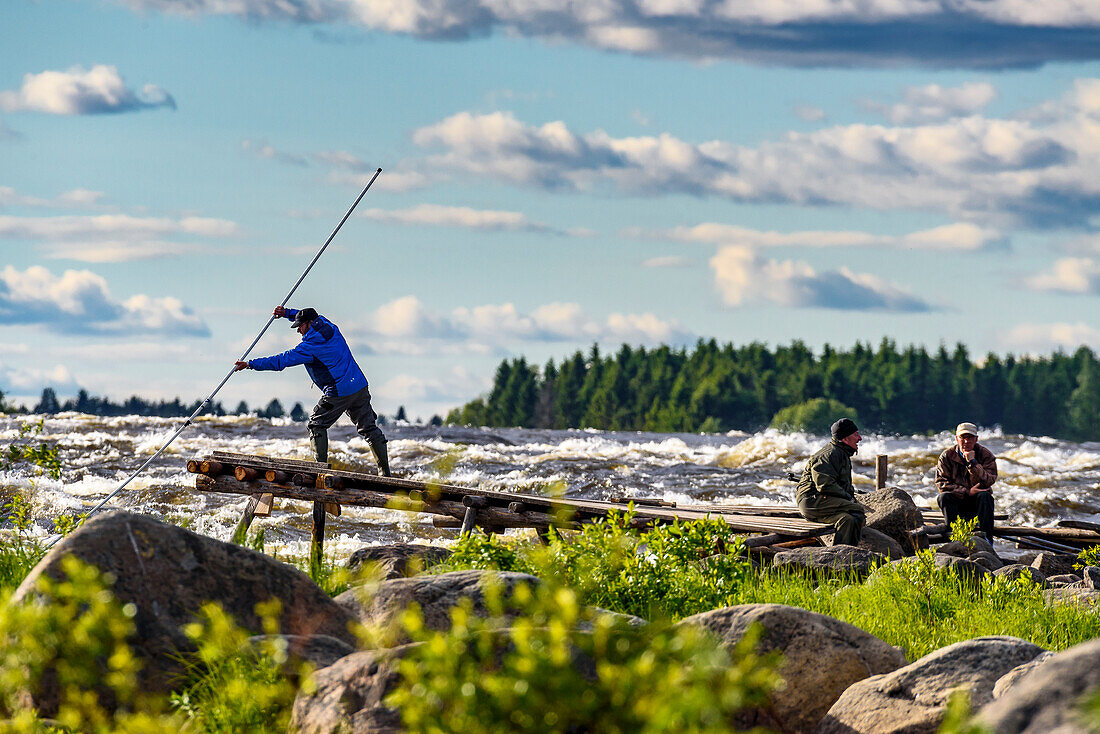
[
  {"x1": 311, "y1": 501, "x2": 326, "y2": 574},
  {"x1": 254, "y1": 492, "x2": 273, "y2": 517},
  {"x1": 875, "y1": 454, "x2": 888, "y2": 490},
  {"x1": 460, "y1": 506, "x2": 478, "y2": 536},
  {"x1": 232, "y1": 495, "x2": 260, "y2": 545}
]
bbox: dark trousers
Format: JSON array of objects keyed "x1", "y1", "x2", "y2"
[
  {"x1": 937, "y1": 491, "x2": 995, "y2": 541},
  {"x1": 797, "y1": 494, "x2": 866, "y2": 546},
  {"x1": 308, "y1": 386, "x2": 388, "y2": 473}
]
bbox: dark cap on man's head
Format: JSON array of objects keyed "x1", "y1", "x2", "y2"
[
  {"x1": 291, "y1": 307, "x2": 318, "y2": 328},
  {"x1": 831, "y1": 418, "x2": 859, "y2": 440}
]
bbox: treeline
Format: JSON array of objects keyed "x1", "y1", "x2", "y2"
[
  {"x1": 446, "y1": 340, "x2": 1100, "y2": 441},
  {"x1": 4, "y1": 388, "x2": 309, "y2": 421}
]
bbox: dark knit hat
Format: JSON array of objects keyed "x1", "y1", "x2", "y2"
[
  {"x1": 291, "y1": 307, "x2": 318, "y2": 328},
  {"x1": 831, "y1": 418, "x2": 859, "y2": 440}
]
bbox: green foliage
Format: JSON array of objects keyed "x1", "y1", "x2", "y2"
[
  {"x1": 0, "y1": 556, "x2": 181, "y2": 732},
  {"x1": 171, "y1": 599, "x2": 302, "y2": 733},
  {"x1": 936, "y1": 691, "x2": 989, "y2": 734},
  {"x1": 770, "y1": 398, "x2": 859, "y2": 435},
  {"x1": 386, "y1": 579, "x2": 780, "y2": 733},
  {"x1": 1075, "y1": 544, "x2": 1100, "y2": 571},
  {"x1": 437, "y1": 512, "x2": 754, "y2": 620},
  {"x1": 3, "y1": 442, "x2": 61, "y2": 480},
  {"x1": 448, "y1": 340, "x2": 1099, "y2": 440},
  {"x1": 0, "y1": 495, "x2": 45, "y2": 591},
  {"x1": 949, "y1": 517, "x2": 981, "y2": 550}
]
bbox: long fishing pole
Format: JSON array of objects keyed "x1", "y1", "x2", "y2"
[{"x1": 44, "y1": 168, "x2": 383, "y2": 549}]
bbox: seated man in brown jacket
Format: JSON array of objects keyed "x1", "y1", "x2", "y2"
[{"x1": 935, "y1": 422, "x2": 997, "y2": 542}]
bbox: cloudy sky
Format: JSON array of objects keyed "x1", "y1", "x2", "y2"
[{"x1": 2, "y1": 0, "x2": 1100, "y2": 420}]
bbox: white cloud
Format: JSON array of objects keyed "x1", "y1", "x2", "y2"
[
  {"x1": 635, "y1": 221, "x2": 1005, "y2": 251},
  {"x1": 864, "y1": 82, "x2": 998, "y2": 124},
  {"x1": 999, "y1": 322, "x2": 1100, "y2": 352},
  {"x1": 795, "y1": 106, "x2": 826, "y2": 122},
  {"x1": 0, "y1": 265, "x2": 210, "y2": 336},
  {"x1": 0, "y1": 213, "x2": 238, "y2": 262},
  {"x1": 0, "y1": 186, "x2": 106, "y2": 209},
  {"x1": 361, "y1": 204, "x2": 553, "y2": 233},
  {"x1": 241, "y1": 138, "x2": 308, "y2": 166},
  {"x1": 641, "y1": 255, "x2": 692, "y2": 268},
  {"x1": 0, "y1": 65, "x2": 176, "y2": 115},
  {"x1": 379, "y1": 366, "x2": 489, "y2": 407},
  {"x1": 403, "y1": 92, "x2": 1097, "y2": 227},
  {"x1": 1024, "y1": 257, "x2": 1100, "y2": 294},
  {"x1": 709, "y1": 245, "x2": 935, "y2": 311},
  {"x1": 113, "y1": 0, "x2": 1100, "y2": 68},
  {"x1": 0, "y1": 361, "x2": 78, "y2": 396},
  {"x1": 350, "y1": 296, "x2": 693, "y2": 352}
]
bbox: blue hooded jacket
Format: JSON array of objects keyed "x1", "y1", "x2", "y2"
[{"x1": 249, "y1": 309, "x2": 368, "y2": 397}]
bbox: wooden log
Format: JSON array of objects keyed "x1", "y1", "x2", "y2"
[
  {"x1": 234, "y1": 466, "x2": 260, "y2": 482},
  {"x1": 433, "y1": 516, "x2": 463, "y2": 528},
  {"x1": 265, "y1": 469, "x2": 288, "y2": 483},
  {"x1": 1059, "y1": 520, "x2": 1100, "y2": 534},
  {"x1": 254, "y1": 492, "x2": 273, "y2": 517},
  {"x1": 212, "y1": 450, "x2": 328, "y2": 470},
  {"x1": 991, "y1": 526, "x2": 1100, "y2": 542},
  {"x1": 462, "y1": 495, "x2": 488, "y2": 509},
  {"x1": 311, "y1": 501, "x2": 326, "y2": 571},
  {"x1": 1008, "y1": 534, "x2": 1083, "y2": 555},
  {"x1": 508, "y1": 501, "x2": 525, "y2": 514},
  {"x1": 292, "y1": 473, "x2": 313, "y2": 487},
  {"x1": 460, "y1": 506, "x2": 478, "y2": 535},
  {"x1": 231, "y1": 495, "x2": 260, "y2": 545},
  {"x1": 321, "y1": 474, "x2": 344, "y2": 490},
  {"x1": 200, "y1": 460, "x2": 226, "y2": 475},
  {"x1": 875, "y1": 455, "x2": 888, "y2": 489},
  {"x1": 186, "y1": 459, "x2": 202, "y2": 473}
]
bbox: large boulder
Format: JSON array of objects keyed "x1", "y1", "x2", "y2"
[
  {"x1": 1031, "y1": 552, "x2": 1078, "y2": 578},
  {"x1": 335, "y1": 570, "x2": 541, "y2": 641},
  {"x1": 346, "y1": 544, "x2": 452, "y2": 580},
  {"x1": 11, "y1": 511, "x2": 356, "y2": 702},
  {"x1": 817, "y1": 636, "x2": 1045, "y2": 734},
  {"x1": 976, "y1": 637, "x2": 1100, "y2": 732},
  {"x1": 993, "y1": 564, "x2": 1046, "y2": 585},
  {"x1": 772, "y1": 546, "x2": 884, "y2": 580},
  {"x1": 678, "y1": 604, "x2": 905, "y2": 733},
  {"x1": 1042, "y1": 587, "x2": 1100, "y2": 608},
  {"x1": 248, "y1": 634, "x2": 357, "y2": 680},
  {"x1": 859, "y1": 489, "x2": 923, "y2": 551},
  {"x1": 934, "y1": 553, "x2": 989, "y2": 586},
  {"x1": 289, "y1": 647, "x2": 408, "y2": 733},
  {"x1": 992, "y1": 651, "x2": 1055, "y2": 699},
  {"x1": 856, "y1": 527, "x2": 906, "y2": 560}
]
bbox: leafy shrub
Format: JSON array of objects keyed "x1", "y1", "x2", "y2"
[
  {"x1": 949, "y1": 516, "x2": 981, "y2": 550},
  {"x1": 1076, "y1": 544, "x2": 1100, "y2": 571},
  {"x1": 769, "y1": 398, "x2": 860, "y2": 435},
  {"x1": 437, "y1": 511, "x2": 754, "y2": 620},
  {"x1": 387, "y1": 578, "x2": 779, "y2": 733}
]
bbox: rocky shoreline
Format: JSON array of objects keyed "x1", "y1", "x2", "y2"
[{"x1": 10, "y1": 491, "x2": 1100, "y2": 733}]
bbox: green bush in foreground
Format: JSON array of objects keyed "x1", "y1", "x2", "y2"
[
  {"x1": 387, "y1": 578, "x2": 780, "y2": 733},
  {"x1": 441, "y1": 516, "x2": 1100, "y2": 660}
]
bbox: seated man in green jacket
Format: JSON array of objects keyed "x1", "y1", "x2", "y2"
[{"x1": 796, "y1": 418, "x2": 865, "y2": 546}]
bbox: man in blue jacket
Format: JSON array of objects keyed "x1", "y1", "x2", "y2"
[{"x1": 235, "y1": 306, "x2": 390, "y2": 476}]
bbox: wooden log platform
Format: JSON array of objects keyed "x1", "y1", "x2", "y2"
[{"x1": 190, "y1": 451, "x2": 1100, "y2": 560}]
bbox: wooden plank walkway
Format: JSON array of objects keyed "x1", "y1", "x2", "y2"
[
  {"x1": 189, "y1": 451, "x2": 1100, "y2": 560},
  {"x1": 189, "y1": 451, "x2": 835, "y2": 559}
]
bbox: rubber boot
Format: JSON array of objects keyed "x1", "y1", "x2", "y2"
[
  {"x1": 310, "y1": 430, "x2": 329, "y2": 464},
  {"x1": 369, "y1": 438, "x2": 391, "y2": 477}
]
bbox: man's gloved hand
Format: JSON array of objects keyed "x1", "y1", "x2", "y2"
[
  {"x1": 273, "y1": 306, "x2": 286, "y2": 318},
  {"x1": 234, "y1": 361, "x2": 250, "y2": 372}
]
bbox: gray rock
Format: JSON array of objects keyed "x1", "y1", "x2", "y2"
[
  {"x1": 1042, "y1": 587, "x2": 1100, "y2": 607},
  {"x1": 993, "y1": 564, "x2": 1046, "y2": 585},
  {"x1": 1031, "y1": 552, "x2": 1078, "y2": 578},
  {"x1": 976, "y1": 637, "x2": 1100, "y2": 733},
  {"x1": 346, "y1": 543, "x2": 452, "y2": 580},
  {"x1": 970, "y1": 550, "x2": 1005, "y2": 571},
  {"x1": 1083, "y1": 566, "x2": 1100, "y2": 590},
  {"x1": 772, "y1": 546, "x2": 884, "y2": 580},
  {"x1": 11, "y1": 511, "x2": 356, "y2": 712},
  {"x1": 857, "y1": 527, "x2": 906, "y2": 560},
  {"x1": 816, "y1": 636, "x2": 1044, "y2": 734},
  {"x1": 934, "y1": 553, "x2": 989, "y2": 586},
  {"x1": 992, "y1": 651, "x2": 1055, "y2": 699},
  {"x1": 247, "y1": 634, "x2": 356, "y2": 677},
  {"x1": 937, "y1": 535, "x2": 996, "y2": 559},
  {"x1": 289, "y1": 647, "x2": 409, "y2": 733},
  {"x1": 335, "y1": 570, "x2": 542, "y2": 642},
  {"x1": 679, "y1": 604, "x2": 905, "y2": 733},
  {"x1": 859, "y1": 489, "x2": 924, "y2": 551},
  {"x1": 1047, "y1": 574, "x2": 1083, "y2": 585}
]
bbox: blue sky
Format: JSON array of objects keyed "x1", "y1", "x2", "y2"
[{"x1": 2, "y1": 0, "x2": 1099, "y2": 420}]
